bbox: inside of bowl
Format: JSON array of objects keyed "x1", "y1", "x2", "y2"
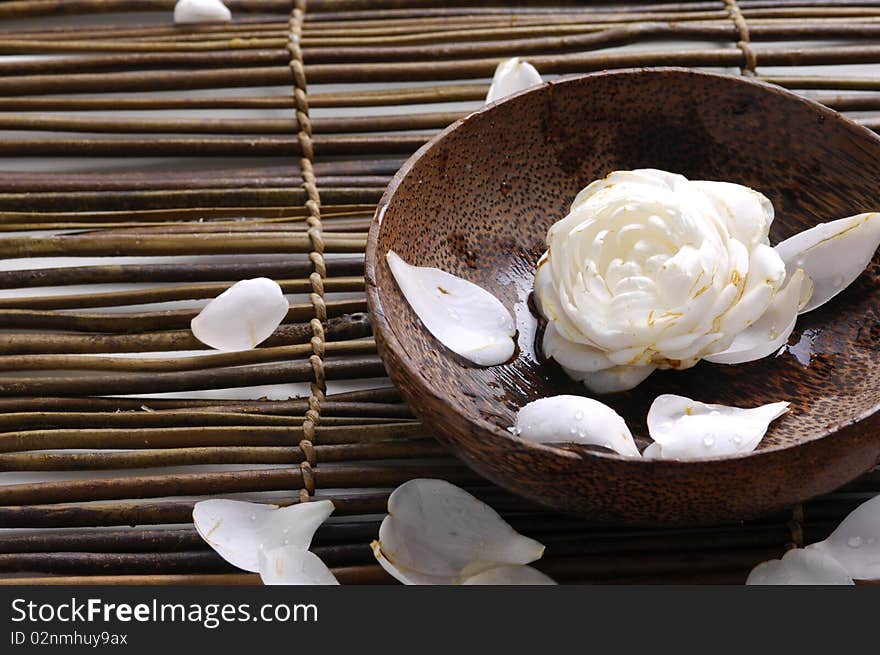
[{"x1": 374, "y1": 68, "x2": 880, "y2": 452}]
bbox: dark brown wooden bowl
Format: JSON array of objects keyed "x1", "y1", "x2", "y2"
[{"x1": 365, "y1": 68, "x2": 880, "y2": 526}]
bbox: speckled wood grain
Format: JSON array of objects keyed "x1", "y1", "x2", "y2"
[{"x1": 366, "y1": 68, "x2": 880, "y2": 526}]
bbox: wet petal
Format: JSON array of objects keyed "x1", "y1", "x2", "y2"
[
  {"x1": 461, "y1": 565, "x2": 557, "y2": 585},
  {"x1": 174, "y1": 0, "x2": 231, "y2": 23},
  {"x1": 774, "y1": 212, "x2": 880, "y2": 313},
  {"x1": 192, "y1": 499, "x2": 334, "y2": 572},
  {"x1": 807, "y1": 494, "x2": 880, "y2": 580},
  {"x1": 386, "y1": 250, "x2": 515, "y2": 366},
  {"x1": 704, "y1": 269, "x2": 810, "y2": 365},
  {"x1": 191, "y1": 278, "x2": 289, "y2": 351},
  {"x1": 513, "y1": 395, "x2": 640, "y2": 457},
  {"x1": 642, "y1": 442, "x2": 663, "y2": 458},
  {"x1": 258, "y1": 546, "x2": 339, "y2": 586},
  {"x1": 647, "y1": 394, "x2": 789, "y2": 459},
  {"x1": 371, "y1": 479, "x2": 545, "y2": 585},
  {"x1": 746, "y1": 548, "x2": 853, "y2": 585},
  {"x1": 485, "y1": 57, "x2": 542, "y2": 104},
  {"x1": 566, "y1": 364, "x2": 657, "y2": 394}
]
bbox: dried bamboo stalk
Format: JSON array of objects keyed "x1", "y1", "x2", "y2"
[
  {"x1": 0, "y1": 421, "x2": 422, "y2": 453},
  {"x1": 0, "y1": 277, "x2": 366, "y2": 311},
  {"x1": 0, "y1": 339, "x2": 376, "y2": 373},
  {"x1": 0, "y1": 312, "x2": 370, "y2": 355},
  {"x1": 0, "y1": 461, "x2": 478, "y2": 504},
  {"x1": 0, "y1": 298, "x2": 366, "y2": 332},
  {"x1": 0, "y1": 257, "x2": 364, "y2": 288},
  {"x1": 0, "y1": 439, "x2": 445, "y2": 471},
  {"x1": 0, "y1": 354, "x2": 386, "y2": 397}
]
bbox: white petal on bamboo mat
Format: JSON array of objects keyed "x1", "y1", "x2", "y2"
[
  {"x1": 174, "y1": 0, "x2": 231, "y2": 23},
  {"x1": 485, "y1": 57, "x2": 543, "y2": 104},
  {"x1": 807, "y1": 494, "x2": 880, "y2": 581},
  {"x1": 512, "y1": 395, "x2": 640, "y2": 457},
  {"x1": 704, "y1": 269, "x2": 811, "y2": 364},
  {"x1": 461, "y1": 565, "x2": 557, "y2": 585},
  {"x1": 746, "y1": 548, "x2": 854, "y2": 585},
  {"x1": 190, "y1": 277, "x2": 289, "y2": 351},
  {"x1": 386, "y1": 250, "x2": 515, "y2": 366},
  {"x1": 258, "y1": 546, "x2": 339, "y2": 586},
  {"x1": 647, "y1": 394, "x2": 789, "y2": 459},
  {"x1": 192, "y1": 499, "x2": 334, "y2": 572},
  {"x1": 371, "y1": 479, "x2": 545, "y2": 585},
  {"x1": 774, "y1": 212, "x2": 880, "y2": 313}
]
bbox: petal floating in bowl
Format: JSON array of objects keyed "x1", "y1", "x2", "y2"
[
  {"x1": 774, "y1": 212, "x2": 880, "y2": 314},
  {"x1": 513, "y1": 395, "x2": 640, "y2": 457},
  {"x1": 386, "y1": 250, "x2": 515, "y2": 366},
  {"x1": 647, "y1": 394, "x2": 789, "y2": 459}
]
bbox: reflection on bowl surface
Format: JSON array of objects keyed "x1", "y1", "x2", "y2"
[{"x1": 366, "y1": 68, "x2": 880, "y2": 525}]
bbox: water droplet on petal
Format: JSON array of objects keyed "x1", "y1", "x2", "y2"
[
  {"x1": 847, "y1": 536, "x2": 863, "y2": 548},
  {"x1": 703, "y1": 433, "x2": 715, "y2": 448},
  {"x1": 250, "y1": 514, "x2": 257, "y2": 521},
  {"x1": 709, "y1": 410, "x2": 721, "y2": 417},
  {"x1": 574, "y1": 411, "x2": 584, "y2": 421},
  {"x1": 569, "y1": 427, "x2": 577, "y2": 435}
]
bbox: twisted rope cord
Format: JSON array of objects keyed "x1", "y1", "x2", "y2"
[
  {"x1": 289, "y1": 0, "x2": 324, "y2": 503},
  {"x1": 725, "y1": 0, "x2": 757, "y2": 76}
]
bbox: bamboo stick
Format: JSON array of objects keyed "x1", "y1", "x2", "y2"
[
  {"x1": 0, "y1": 354, "x2": 386, "y2": 397},
  {"x1": 0, "y1": 399, "x2": 410, "y2": 420},
  {"x1": 0, "y1": 232, "x2": 368, "y2": 259},
  {"x1": 0, "y1": 439, "x2": 445, "y2": 471},
  {"x1": 0, "y1": 461, "x2": 478, "y2": 504},
  {"x1": 0, "y1": 135, "x2": 431, "y2": 157},
  {"x1": 0, "y1": 277, "x2": 366, "y2": 311},
  {"x1": 0, "y1": 421, "x2": 422, "y2": 453},
  {"x1": 0, "y1": 312, "x2": 371, "y2": 355},
  {"x1": 0, "y1": 297, "x2": 367, "y2": 332},
  {"x1": 0, "y1": 257, "x2": 364, "y2": 288}
]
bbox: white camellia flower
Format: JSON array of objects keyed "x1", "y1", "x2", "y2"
[
  {"x1": 485, "y1": 57, "x2": 542, "y2": 104},
  {"x1": 174, "y1": 0, "x2": 231, "y2": 23},
  {"x1": 535, "y1": 169, "x2": 830, "y2": 393}
]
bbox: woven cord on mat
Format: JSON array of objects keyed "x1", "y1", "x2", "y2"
[
  {"x1": 290, "y1": 0, "x2": 324, "y2": 504},
  {"x1": 0, "y1": 0, "x2": 876, "y2": 585}
]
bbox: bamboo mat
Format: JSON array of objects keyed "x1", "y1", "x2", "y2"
[{"x1": 0, "y1": 0, "x2": 878, "y2": 585}]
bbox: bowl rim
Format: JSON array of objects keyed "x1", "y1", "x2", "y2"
[{"x1": 365, "y1": 66, "x2": 880, "y2": 466}]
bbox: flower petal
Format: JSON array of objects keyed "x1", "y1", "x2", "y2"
[
  {"x1": 371, "y1": 479, "x2": 545, "y2": 585},
  {"x1": 512, "y1": 395, "x2": 640, "y2": 457},
  {"x1": 258, "y1": 546, "x2": 339, "y2": 586},
  {"x1": 807, "y1": 494, "x2": 880, "y2": 581},
  {"x1": 192, "y1": 499, "x2": 334, "y2": 572},
  {"x1": 642, "y1": 442, "x2": 663, "y2": 458},
  {"x1": 461, "y1": 565, "x2": 557, "y2": 585},
  {"x1": 647, "y1": 394, "x2": 789, "y2": 459},
  {"x1": 746, "y1": 548, "x2": 853, "y2": 585},
  {"x1": 774, "y1": 212, "x2": 880, "y2": 313},
  {"x1": 565, "y1": 364, "x2": 657, "y2": 394},
  {"x1": 704, "y1": 269, "x2": 810, "y2": 365},
  {"x1": 485, "y1": 57, "x2": 542, "y2": 104},
  {"x1": 174, "y1": 0, "x2": 231, "y2": 23},
  {"x1": 386, "y1": 250, "x2": 515, "y2": 366},
  {"x1": 542, "y1": 323, "x2": 615, "y2": 373},
  {"x1": 190, "y1": 278, "x2": 289, "y2": 352}
]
